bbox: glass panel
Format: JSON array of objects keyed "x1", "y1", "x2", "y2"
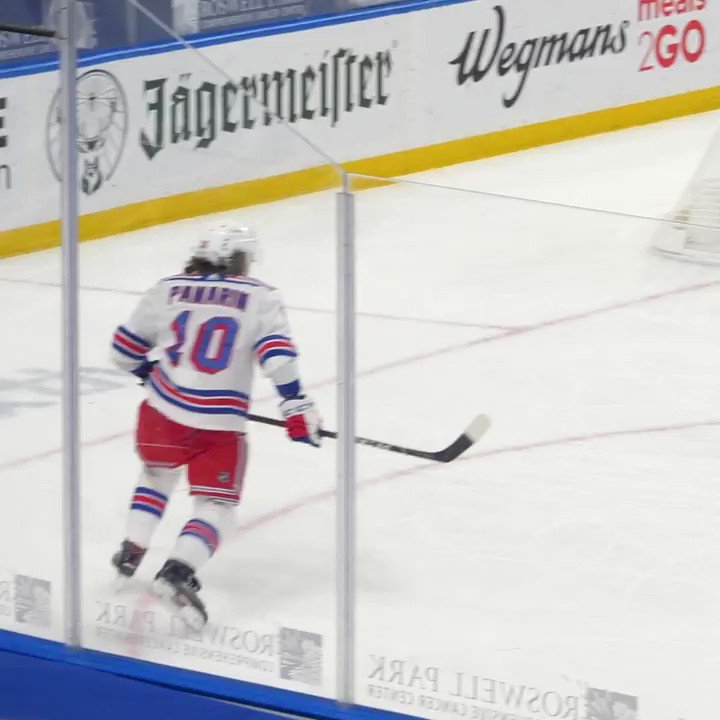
[
  {"x1": 77, "y1": 2, "x2": 341, "y2": 698},
  {"x1": 0, "y1": 26, "x2": 62, "y2": 640},
  {"x1": 352, "y1": 165, "x2": 720, "y2": 719},
  {"x1": 0, "y1": 0, "x2": 415, "y2": 62}
]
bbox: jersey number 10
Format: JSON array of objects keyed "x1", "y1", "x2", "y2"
[{"x1": 167, "y1": 311, "x2": 239, "y2": 374}]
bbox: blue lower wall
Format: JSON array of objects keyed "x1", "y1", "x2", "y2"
[
  {"x1": 0, "y1": 643, "x2": 279, "y2": 720},
  {"x1": 0, "y1": 630, "x2": 415, "y2": 720}
]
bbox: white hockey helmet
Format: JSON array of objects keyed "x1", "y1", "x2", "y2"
[{"x1": 191, "y1": 222, "x2": 260, "y2": 268}]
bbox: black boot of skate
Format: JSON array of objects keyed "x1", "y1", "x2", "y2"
[
  {"x1": 111, "y1": 540, "x2": 146, "y2": 581},
  {"x1": 153, "y1": 559, "x2": 208, "y2": 631}
]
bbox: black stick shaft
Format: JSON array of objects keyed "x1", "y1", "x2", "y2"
[
  {"x1": 246, "y1": 412, "x2": 437, "y2": 461},
  {"x1": 0, "y1": 23, "x2": 56, "y2": 38}
]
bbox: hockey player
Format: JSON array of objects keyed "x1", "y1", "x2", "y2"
[{"x1": 109, "y1": 223, "x2": 321, "y2": 630}]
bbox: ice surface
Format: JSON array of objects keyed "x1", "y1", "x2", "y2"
[{"x1": 2, "y1": 111, "x2": 720, "y2": 718}]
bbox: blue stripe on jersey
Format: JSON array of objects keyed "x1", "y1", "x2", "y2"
[
  {"x1": 149, "y1": 377, "x2": 248, "y2": 417},
  {"x1": 112, "y1": 342, "x2": 145, "y2": 362},
  {"x1": 276, "y1": 380, "x2": 302, "y2": 399},
  {"x1": 154, "y1": 368, "x2": 249, "y2": 400},
  {"x1": 260, "y1": 348, "x2": 297, "y2": 364},
  {"x1": 118, "y1": 325, "x2": 152, "y2": 349},
  {"x1": 253, "y1": 334, "x2": 291, "y2": 350},
  {"x1": 162, "y1": 274, "x2": 265, "y2": 289}
]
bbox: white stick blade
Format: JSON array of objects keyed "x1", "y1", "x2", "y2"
[{"x1": 464, "y1": 414, "x2": 491, "y2": 442}]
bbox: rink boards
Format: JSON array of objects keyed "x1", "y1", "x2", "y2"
[{"x1": 2, "y1": 0, "x2": 720, "y2": 254}]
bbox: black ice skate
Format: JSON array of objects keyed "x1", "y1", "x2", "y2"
[
  {"x1": 111, "y1": 540, "x2": 146, "y2": 588},
  {"x1": 153, "y1": 559, "x2": 208, "y2": 632}
]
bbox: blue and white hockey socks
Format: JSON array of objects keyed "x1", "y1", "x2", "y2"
[
  {"x1": 171, "y1": 498, "x2": 236, "y2": 572},
  {"x1": 124, "y1": 466, "x2": 180, "y2": 549}
]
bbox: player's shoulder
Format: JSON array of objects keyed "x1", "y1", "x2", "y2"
[
  {"x1": 242, "y1": 275, "x2": 277, "y2": 292},
  {"x1": 159, "y1": 273, "x2": 274, "y2": 291}
]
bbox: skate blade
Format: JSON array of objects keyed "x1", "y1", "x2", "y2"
[
  {"x1": 152, "y1": 577, "x2": 175, "y2": 601},
  {"x1": 179, "y1": 604, "x2": 207, "y2": 633},
  {"x1": 114, "y1": 575, "x2": 130, "y2": 593},
  {"x1": 152, "y1": 578, "x2": 207, "y2": 633}
]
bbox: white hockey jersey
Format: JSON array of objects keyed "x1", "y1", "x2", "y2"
[{"x1": 111, "y1": 273, "x2": 302, "y2": 432}]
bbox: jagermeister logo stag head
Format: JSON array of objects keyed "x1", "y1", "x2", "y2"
[{"x1": 46, "y1": 69, "x2": 128, "y2": 195}]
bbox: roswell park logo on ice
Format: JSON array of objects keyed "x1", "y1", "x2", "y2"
[
  {"x1": 366, "y1": 656, "x2": 638, "y2": 720},
  {"x1": 94, "y1": 601, "x2": 323, "y2": 686}
]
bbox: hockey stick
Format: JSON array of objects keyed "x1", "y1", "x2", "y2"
[{"x1": 246, "y1": 413, "x2": 491, "y2": 463}]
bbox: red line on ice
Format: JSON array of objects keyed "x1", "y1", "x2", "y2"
[
  {"x1": 0, "y1": 280, "x2": 716, "y2": 480},
  {"x1": 233, "y1": 417, "x2": 720, "y2": 535},
  {"x1": 0, "y1": 276, "x2": 517, "y2": 331}
]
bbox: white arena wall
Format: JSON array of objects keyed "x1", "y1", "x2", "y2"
[{"x1": 1, "y1": 0, "x2": 719, "y2": 254}]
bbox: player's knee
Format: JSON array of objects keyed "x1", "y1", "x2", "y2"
[
  {"x1": 145, "y1": 465, "x2": 179, "y2": 480},
  {"x1": 192, "y1": 496, "x2": 237, "y2": 514},
  {"x1": 192, "y1": 496, "x2": 237, "y2": 534}
]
